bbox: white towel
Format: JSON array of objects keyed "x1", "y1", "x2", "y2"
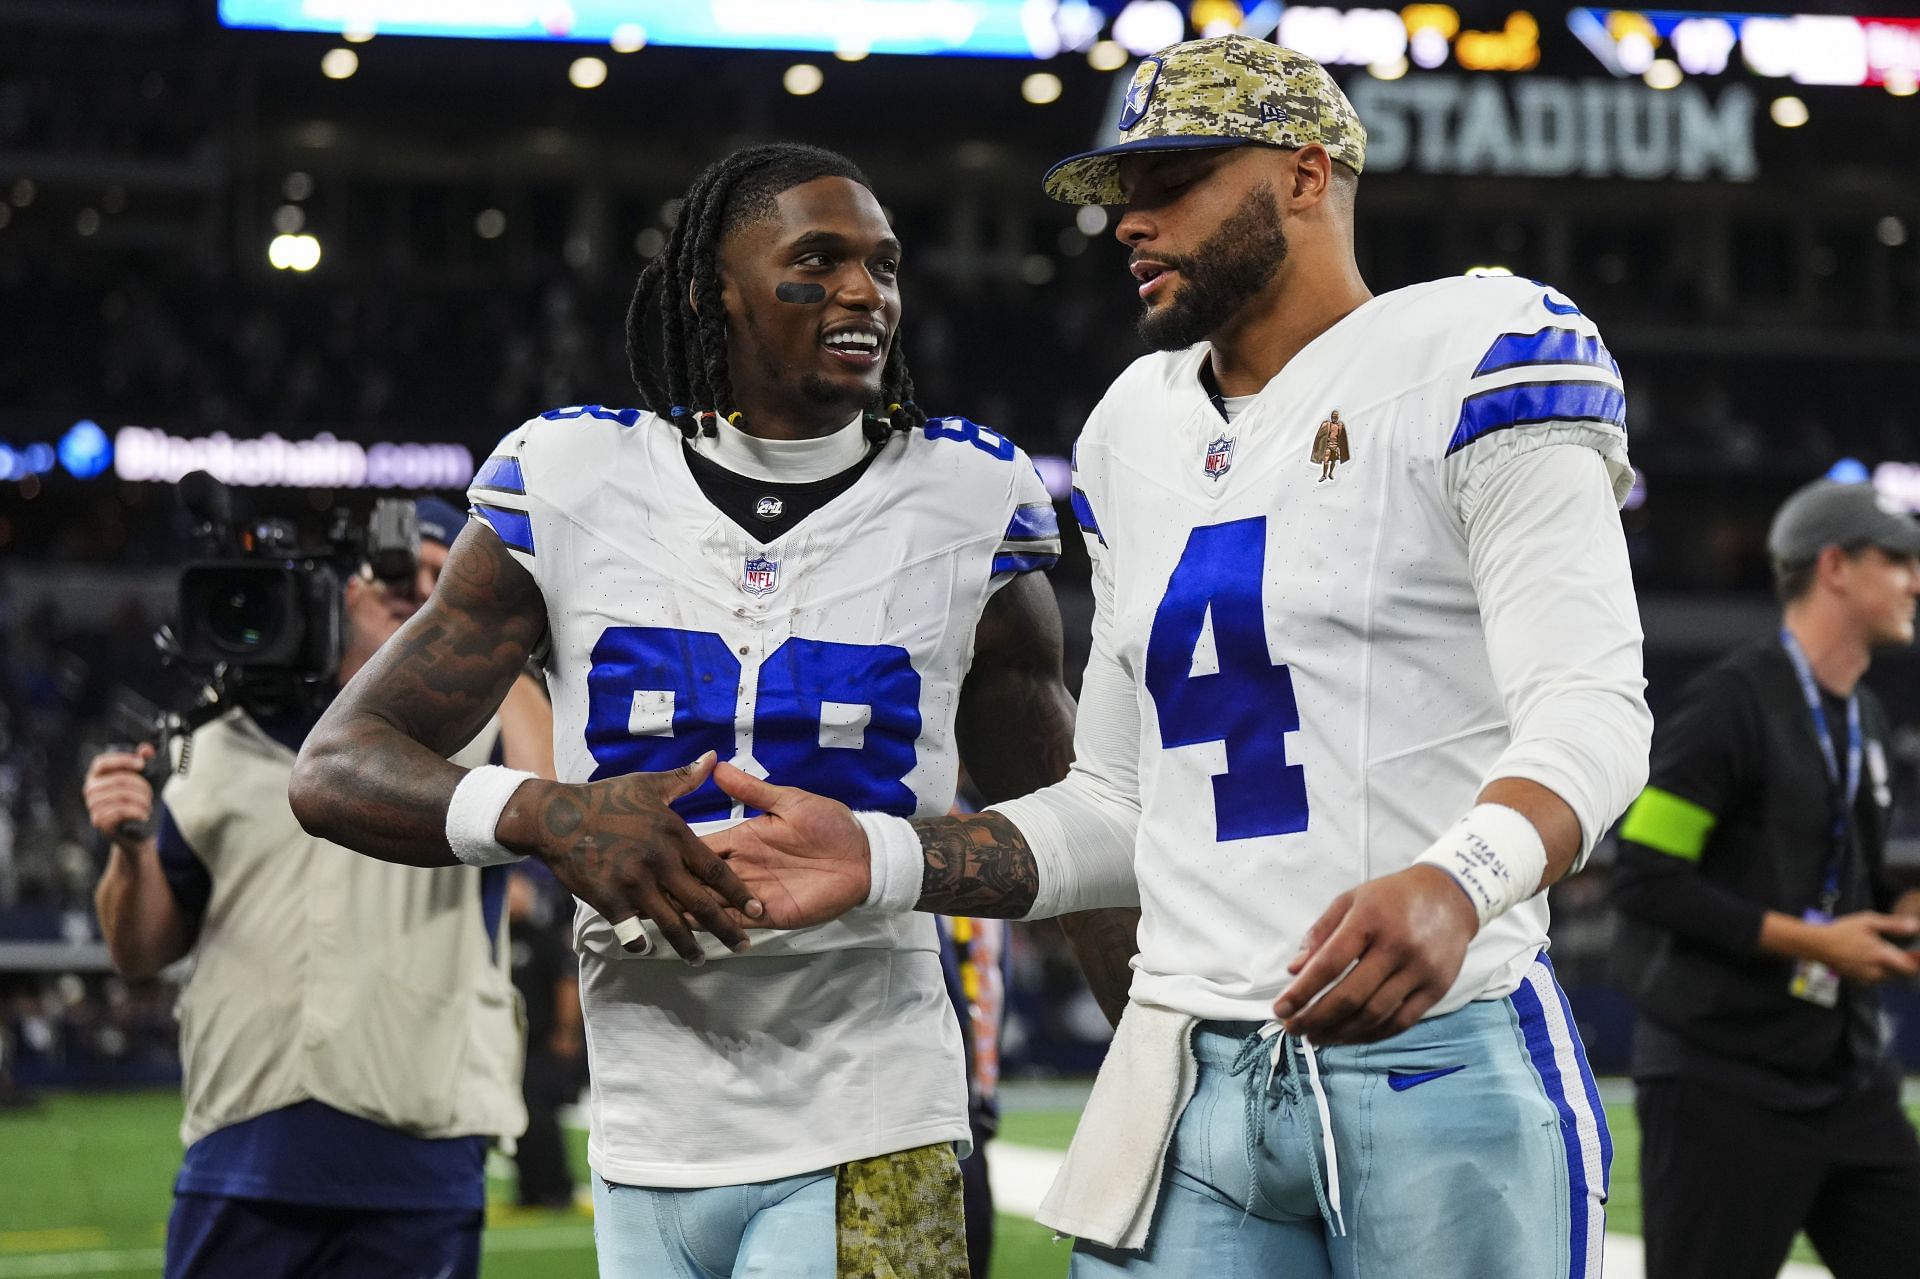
[{"x1": 1035, "y1": 1000, "x2": 1198, "y2": 1250}]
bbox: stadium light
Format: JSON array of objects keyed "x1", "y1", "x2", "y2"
[
  {"x1": 1369, "y1": 56, "x2": 1409, "y2": 80},
  {"x1": 783, "y1": 63, "x2": 824, "y2": 95},
  {"x1": 1112, "y1": 1, "x2": 1184, "y2": 57},
  {"x1": 1022, "y1": 72, "x2": 1063, "y2": 105},
  {"x1": 610, "y1": 23, "x2": 646, "y2": 53},
  {"x1": 835, "y1": 41, "x2": 870, "y2": 62},
  {"x1": 320, "y1": 48, "x2": 358, "y2": 79},
  {"x1": 1076, "y1": 206, "x2": 1108, "y2": 235},
  {"x1": 1769, "y1": 94, "x2": 1809, "y2": 127},
  {"x1": 475, "y1": 209, "x2": 507, "y2": 239},
  {"x1": 1888, "y1": 69, "x2": 1918, "y2": 97},
  {"x1": 1644, "y1": 59, "x2": 1683, "y2": 90},
  {"x1": 272, "y1": 204, "x2": 304, "y2": 233},
  {"x1": 1087, "y1": 40, "x2": 1129, "y2": 71},
  {"x1": 1878, "y1": 216, "x2": 1908, "y2": 248},
  {"x1": 268, "y1": 233, "x2": 322, "y2": 271},
  {"x1": 569, "y1": 56, "x2": 608, "y2": 88}
]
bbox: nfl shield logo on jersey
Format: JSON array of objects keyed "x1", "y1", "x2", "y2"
[
  {"x1": 741, "y1": 554, "x2": 780, "y2": 597},
  {"x1": 1204, "y1": 436, "x2": 1234, "y2": 481}
]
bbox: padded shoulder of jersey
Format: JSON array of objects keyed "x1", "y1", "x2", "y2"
[{"x1": 480, "y1": 404, "x2": 661, "y2": 510}]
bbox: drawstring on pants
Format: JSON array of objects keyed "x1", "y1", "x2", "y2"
[{"x1": 1228, "y1": 1022, "x2": 1346, "y2": 1237}]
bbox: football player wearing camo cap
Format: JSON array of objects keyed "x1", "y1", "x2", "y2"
[{"x1": 705, "y1": 34, "x2": 1652, "y2": 1278}]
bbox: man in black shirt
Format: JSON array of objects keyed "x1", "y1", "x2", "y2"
[{"x1": 1612, "y1": 478, "x2": 1920, "y2": 1279}]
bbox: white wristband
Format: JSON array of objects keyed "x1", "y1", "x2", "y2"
[
  {"x1": 1413, "y1": 802, "x2": 1549, "y2": 928},
  {"x1": 445, "y1": 765, "x2": 537, "y2": 868},
  {"x1": 854, "y1": 811, "x2": 924, "y2": 913}
]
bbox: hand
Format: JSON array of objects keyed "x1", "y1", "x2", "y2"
[
  {"x1": 1271, "y1": 865, "x2": 1477, "y2": 1046},
  {"x1": 83, "y1": 746, "x2": 157, "y2": 850},
  {"x1": 522, "y1": 753, "x2": 763, "y2": 964},
  {"x1": 1810, "y1": 912, "x2": 1920, "y2": 984},
  {"x1": 701, "y1": 763, "x2": 872, "y2": 929}
]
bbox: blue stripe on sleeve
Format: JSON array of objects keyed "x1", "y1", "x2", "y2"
[
  {"x1": 472, "y1": 454, "x2": 525, "y2": 494},
  {"x1": 473, "y1": 504, "x2": 536, "y2": 555},
  {"x1": 1070, "y1": 487, "x2": 1104, "y2": 545},
  {"x1": 1004, "y1": 501, "x2": 1061, "y2": 544},
  {"x1": 993, "y1": 551, "x2": 1058, "y2": 576},
  {"x1": 155, "y1": 801, "x2": 212, "y2": 921},
  {"x1": 1446, "y1": 381, "x2": 1626, "y2": 456},
  {"x1": 1472, "y1": 328, "x2": 1620, "y2": 379}
]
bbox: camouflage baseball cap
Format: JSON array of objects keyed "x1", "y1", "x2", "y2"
[{"x1": 1043, "y1": 34, "x2": 1367, "y2": 207}]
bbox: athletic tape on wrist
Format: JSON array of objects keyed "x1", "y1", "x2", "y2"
[
  {"x1": 854, "y1": 811, "x2": 923, "y2": 913},
  {"x1": 445, "y1": 765, "x2": 537, "y2": 868},
  {"x1": 1413, "y1": 802, "x2": 1548, "y2": 928}
]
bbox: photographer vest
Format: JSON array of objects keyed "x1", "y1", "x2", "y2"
[{"x1": 163, "y1": 708, "x2": 526, "y2": 1148}]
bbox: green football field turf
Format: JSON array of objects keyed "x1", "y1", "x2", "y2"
[{"x1": 0, "y1": 1087, "x2": 1871, "y2": 1277}]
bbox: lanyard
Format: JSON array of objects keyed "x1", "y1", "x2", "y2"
[{"x1": 1780, "y1": 629, "x2": 1862, "y2": 908}]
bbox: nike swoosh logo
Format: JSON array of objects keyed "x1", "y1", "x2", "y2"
[{"x1": 1386, "y1": 1065, "x2": 1467, "y2": 1092}]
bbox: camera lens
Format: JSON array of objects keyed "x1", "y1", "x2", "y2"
[{"x1": 207, "y1": 580, "x2": 286, "y2": 655}]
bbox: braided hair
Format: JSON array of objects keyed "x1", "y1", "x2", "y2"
[{"x1": 624, "y1": 143, "x2": 925, "y2": 445}]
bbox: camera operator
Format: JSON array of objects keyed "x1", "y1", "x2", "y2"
[
  {"x1": 82, "y1": 497, "x2": 537, "y2": 1279},
  {"x1": 1611, "y1": 479, "x2": 1920, "y2": 1279}
]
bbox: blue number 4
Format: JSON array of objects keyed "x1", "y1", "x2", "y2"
[
  {"x1": 585, "y1": 629, "x2": 921, "y2": 822},
  {"x1": 1144, "y1": 518, "x2": 1308, "y2": 841}
]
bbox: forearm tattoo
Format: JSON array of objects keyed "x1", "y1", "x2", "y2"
[{"x1": 911, "y1": 811, "x2": 1039, "y2": 918}]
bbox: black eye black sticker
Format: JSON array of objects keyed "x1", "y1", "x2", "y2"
[{"x1": 775, "y1": 282, "x2": 827, "y2": 304}]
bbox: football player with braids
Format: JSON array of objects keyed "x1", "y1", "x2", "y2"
[
  {"x1": 625, "y1": 143, "x2": 925, "y2": 444},
  {"x1": 294, "y1": 142, "x2": 1121, "y2": 1277}
]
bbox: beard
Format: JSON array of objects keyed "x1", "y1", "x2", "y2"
[{"x1": 1136, "y1": 182, "x2": 1289, "y2": 352}]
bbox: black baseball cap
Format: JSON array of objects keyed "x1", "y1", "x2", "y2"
[{"x1": 1768, "y1": 480, "x2": 1920, "y2": 565}]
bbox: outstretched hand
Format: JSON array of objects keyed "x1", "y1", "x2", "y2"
[
  {"x1": 701, "y1": 763, "x2": 873, "y2": 929},
  {"x1": 529, "y1": 752, "x2": 762, "y2": 964},
  {"x1": 1271, "y1": 864, "x2": 1478, "y2": 1046}
]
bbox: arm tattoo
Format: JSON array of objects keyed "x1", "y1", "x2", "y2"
[
  {"x1": 291, "y1": 525, "x2": 549, "y2": 866},
  {"x1": 911, "y1": 811, "x2": 1039, "y2": 918},
  {"x1": 956, "y1": 573, "x2": 1139, "y2": 1014}
]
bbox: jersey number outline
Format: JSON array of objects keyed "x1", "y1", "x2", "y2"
[
  {"x1": 585, "y1": 627, "x2": 922, "y2": 822},
  {"x1": 1143, "y1": 517, "x2": 1309, "y2": 841}
]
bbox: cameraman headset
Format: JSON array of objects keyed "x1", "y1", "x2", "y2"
[{"x1": 81, "y1": 492, "x2": 551, "y2": 1279}]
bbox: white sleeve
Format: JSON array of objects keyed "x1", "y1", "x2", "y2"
[
  {"x1": 1469, "y1": 444, "x2": 1652, "y2": 867},
  {"x1": 988, "y1": 451, "x2": 1064, "y2": 596},
  {"x1": 988, "y1": 458, "x2": 1142, "y2": 920}
]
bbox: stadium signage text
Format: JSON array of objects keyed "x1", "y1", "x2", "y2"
[
  {"x1": 112, "y1": 426, "x2": 474, "y2": 490},
  {"x1": 1346, "y1": 75, "x2": 1757, "y2": 181}
]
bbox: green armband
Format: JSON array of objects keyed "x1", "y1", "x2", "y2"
[{"x1": 1620, "y1": 786, "x2": 1717, "y2": 862}]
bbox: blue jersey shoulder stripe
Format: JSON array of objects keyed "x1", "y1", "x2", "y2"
[
  {"x1": 1446, "y1": 381, "x2": 1626, "y2": 456},
  {"x1": 539, "y1": 404, "x2": 643, "y2": 426},
  {"x1": 472, "y1": 454, "x2": 525, "y2": 495},
  {"x1": 473, "y1": 503, "x2": 536, "y2": 555},
  {"x1": 993, "y1": 550, "x2": 1058, "y2": 576},
  {"x1": 1472, "y1": 328, "x2": 1619, "y2": 379},
  {"x1": 1004, "y1": 501, "x2": 1061, "y2": 544},
  {"x1": 1070, "y1": 487, "x2": 1104, "y2": 545}
]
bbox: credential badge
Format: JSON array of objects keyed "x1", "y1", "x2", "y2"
[
  {"x1": 741, "y1": 554, "x2": 780, "y2": 597},
  {"x1": 1204, "y1": 435, "x2": 1234, "y2": 481}
]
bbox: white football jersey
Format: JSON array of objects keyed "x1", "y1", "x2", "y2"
[
  {"x1": 1069, "y1": 274, "x2": 1635, "y2": 1023},
  {"x1": 467, "y1": 407, "x2": 1059, "y2": 1186}
]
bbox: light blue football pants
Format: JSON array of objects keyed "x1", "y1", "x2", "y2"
[
  {"x1": 1071, "y1": 953, "x2": 1612, "y2": 1279},
  {"x1": 591, "y1": 1167, "x2": 834, "y2": 1278}
]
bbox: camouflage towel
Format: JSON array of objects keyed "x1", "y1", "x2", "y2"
[{"x1": 835, "y1": 1142, "x2": 968, "y2": 1278}]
